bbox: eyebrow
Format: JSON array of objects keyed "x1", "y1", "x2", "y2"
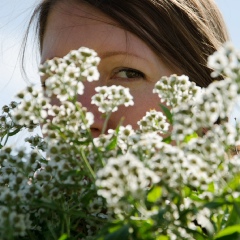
[{"x1": 99, "y1": 51, "x2": 147, "y2": 61}]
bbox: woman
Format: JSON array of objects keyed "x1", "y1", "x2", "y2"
[
  {"x1": 2, "y1": 1, "x2": 239, "y2": 239},
  {"x1": 23, "y1": 0, "x2": 229, "y2": 134}
]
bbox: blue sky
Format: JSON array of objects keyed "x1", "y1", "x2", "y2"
[
  {"x1": 216, "y1": 0, "x2": 240, "y2": 48},
  {"x1": 0, "y1": 0, "x2": 239, "y2": 119}
]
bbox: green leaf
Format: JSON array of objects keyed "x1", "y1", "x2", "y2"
[
  {"x1": 183, "y1": 132, "x2": 198, "y2": 143},
  {"x1": 58, "y1": 234, "x2": 68, "y2": 240},
  {"x1": 156, "y1": 236, "x2": 169, "y2": 240},
  {"x1": 214, "y1": 225, "x2": 240, "y2": 239},
  {"x1": 8, "y1": 127, "x2": 22, "y2": 136},
  {"x1": 207, "y1": 182, "x2": 215, "y2": 193},
  {"x1": 147, "y1": 186, "x2": 162, "y2": 203},
  {"x1": 104, "y1": 225, "x2": 129, "y2": 240},
  {"x1": 38, "y1": 157, "x2": 49, "y2": 164},
  {"x1": 224, "y1": 203, "x2": 240, "y2": 227},
  {"x1": 162, "y1": 136, "x2": 172, "y2": 144},
  {"x1": 135, "y1": 219, "x2": 154, "y2": 237},
  {"x1": 204, "y1": 201, "x2": 225, "y2": 209},
  {"x1": 106, "y1": 123, "x2": 121, "y2": 151},
  {"x1": 160, "y1": 104, "x2": 172, "y2": 124},
  {"x1": 182, "y1": 186, "x2": 191, "y2": 197},
  {"x1": 106, "y1": 137, "x2": 117, "y2": 151},
  {"x1": 225, "y1": 174, "x2": 240, "y2": 192}
]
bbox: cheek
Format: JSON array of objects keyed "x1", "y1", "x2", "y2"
[
  {"x1": 109, "y1": 93, "x2": 161, "y2": 129},
  {"x1": 134, "y1": 93, "x2": 160, "y2": 114}
]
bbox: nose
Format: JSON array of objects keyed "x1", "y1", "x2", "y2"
[{"x1": 78, "y1": 80, "x2": 104, "y2": 137}]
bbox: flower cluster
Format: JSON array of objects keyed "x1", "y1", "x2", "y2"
[
  {"x1": 96, "y1": 153, "x2": 160, "y2": 217},
  {"x1": 1, "y1": 43, "x2": 240, "y2": 240},
  {"x1": 130, "y1": 132, "x2": 163, "y2": 159},
  {"x1": 25, "y1": 135, "x2": 47, "y2": 151},
  {"x1": 153, "y1": 74, "x2": 201, "y2": 108},
  {"x1": 0, "y1": 146, "x2": 41, "y2": 236},
  {"x1": 91, "y1": 85, "x2": 134, "y2": 113},
  {"x1": 0, "y1": 101, "x2": 20, "y2": 147},
  {"x1": 208, "y1": 42, "x2": 240, "y2": 80},
  {"x1": 42, "y1": 101, "x2": 94, "y2": 143},
  {"x1": 12, "y1": 86, "x2": 50, "y2": 128},
  {"x1": 171, "y1": 77, "x2": 238, "y2": 142},
  {"x1": 137, "y1": 109, "x2": 170, "y2": 133},
  {"x1": 39, "y1": 47, "x2": 100, "y2": 101}
]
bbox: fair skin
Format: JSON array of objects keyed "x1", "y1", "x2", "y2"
[{"x1": 41, "y1": 2, "x2": 177, "y2": 136}]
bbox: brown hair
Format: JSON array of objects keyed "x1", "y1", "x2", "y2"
[{"x1": 23, "y1": 0, "x2": 229, "y2": 87}]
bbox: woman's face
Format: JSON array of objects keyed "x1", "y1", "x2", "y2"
[{"x1": 41, "y1": 2, "x2": 176, "y2": 136}]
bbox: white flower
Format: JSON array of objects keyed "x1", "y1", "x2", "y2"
[
  {"x1": 40, "y1": 47, "x2": 101, "y2": 102},
  {"x1": 81, "y1": 66, "x2": 100, "y2": 82},
  {"x1": 12, "y1": 86, "x2": 50, "y2": 128},
  {"x1": 147, "y1": 143, "x2": 186, "y2": 188},
  {"x1": 137, "y1": 109, "x2": 170, "y2": 133},
  {"x1": 196, "y1": 208, "x2": 214, "y2": 234},
  {"x1": 208, "y1": 42, "x2": 240, "y2": 80},
  {"x1": 171, "y1": 77, "x2": 238, "y2": 142},
  {"x1": 130, "y1": 132, "x2": 163, "y2": 159},
  {"x1": 91, "y1": 85, "x2": 134, "y2": 113},
  {"x1": 96, "y1": 153, "x2": 159, "y2": 215},
  {"x1": 153, "y1": 74, "x2": 201, "y2": 108}
]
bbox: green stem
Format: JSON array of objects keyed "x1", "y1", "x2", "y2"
[
  {"x1": 3, "y1": 128, "x2": 10, "y2": 146},
  {"x1": 102, "y1": 112, "x2": 111, "y2": 135},
  {"x1": 63, "y1": 214, "x2": 70, "y2": 237},
  {"x1": 89, "y1": 133, "x2": 105, "y2": 168},
  {"x1": 80, "y1": 147, "x2": 96, "y2": 181},
  {"x1": 76, "y1": 103, "x2": 105, "y2": 167}
]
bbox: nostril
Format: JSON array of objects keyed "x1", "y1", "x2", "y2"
[
  {"x1": 91, "y1": 127, "x2": 99, "y2": 131},
  {"x1": 90, "y1": 128, "x2": 101, "y2": 138}
]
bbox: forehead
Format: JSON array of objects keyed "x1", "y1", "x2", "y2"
[{"x1": 41, "y1": 2, "x2": 159, "y2": 64}]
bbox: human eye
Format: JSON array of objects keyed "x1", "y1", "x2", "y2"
[{"x1": 111, "y1": 68, "x2": 145, "y2": 81}]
